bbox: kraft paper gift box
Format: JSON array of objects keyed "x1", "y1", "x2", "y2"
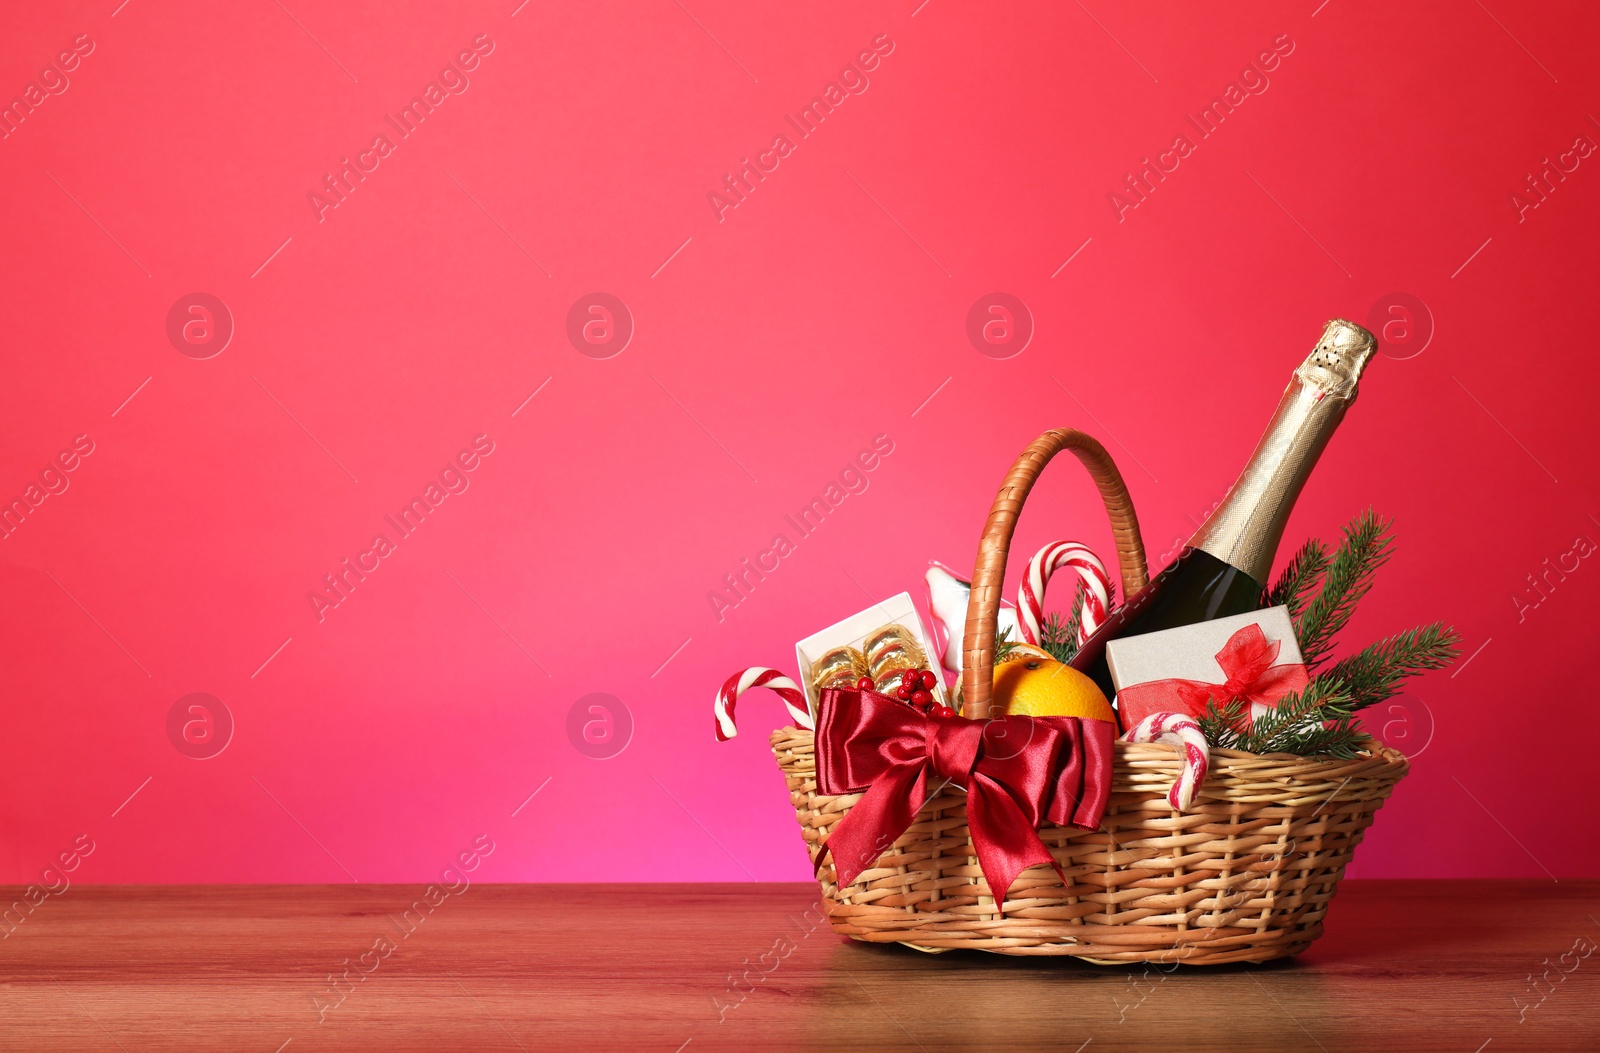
[{"x1": 1106, "y1": 605, "x2": 1309, "y2": 730}]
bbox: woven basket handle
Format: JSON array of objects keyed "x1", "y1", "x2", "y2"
[{"x1": 960, "y1": 430, "x2": 1149, "y2": 718}]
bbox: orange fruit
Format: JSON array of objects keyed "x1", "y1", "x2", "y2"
[{"x1": 992, "y1": 656, "x2": 1115, "y2": 722}]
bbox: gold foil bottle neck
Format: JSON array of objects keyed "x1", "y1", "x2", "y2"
[
  {"x1": 1295, "y1": 318, "x2": 1377, "y2": 401},
  {"x1": 1188, "y1": 319, "x2": 1377, "y2": 584}
]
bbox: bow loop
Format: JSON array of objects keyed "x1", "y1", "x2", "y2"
[{"x1": 1216, "y1": 624, "x2": 1281, "y2": 683}]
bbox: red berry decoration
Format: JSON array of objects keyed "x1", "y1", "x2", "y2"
[
  {"x1": 911, "y1": 689, "x2": 932, "y2": 708},
  {"x1": 930, "y1": 704, "x2": 956, "y2": 718},
  {"x1": 900, "y1": 670, "x2": 919, "y2": 689},
  {"x1": 896, "y1": 687, "x2": 913, "y2": 701},
  {"x1": 855, "y1": 676, "x2": 875, "y2": 691},
  {"x1": 919, "y1": 670, "x2": 938, "y2": 690}
]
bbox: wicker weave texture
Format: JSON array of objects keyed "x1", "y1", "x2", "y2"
[{"x1": 772, "y1": 727, "x2": 1407, "y2": 963}]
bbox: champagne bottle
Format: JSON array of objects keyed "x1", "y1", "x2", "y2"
[{"x1": 1070, "y1": 319, "x2": 1378, "y2": 697}]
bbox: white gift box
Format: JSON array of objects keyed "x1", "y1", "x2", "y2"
[
  {"x1": 794, "y1": 591, "x2": 946, "y2": 719},
  {"x1": 1106, "y1": 604, "x2": 1304, "y2": 712}
]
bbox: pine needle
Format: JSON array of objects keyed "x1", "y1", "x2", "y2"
[
  {"x1": 1038, "y1": 583, "x2": 1088, "y2": 664},
  {"x1": 1267, "y1": 538, "x2": 1330, "y2": 620},
  {"x1": 1196, "y1": 697, "x2": 1249, "y2": 751},
  {"x1": 1326, "y1": 622, "x2": 1462, "y2": 712},
  {"x1": 1198, "y1": 679, "x2": 1367, "y2": 758},
  {"x1": 1297, "y1": 510, "x2": 1395, "y2": 669},
  {"x1": 993, "y1": 626, "x2": 1018, "y2": 666}
]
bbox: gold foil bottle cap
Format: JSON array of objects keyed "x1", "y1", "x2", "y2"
[
  {"x1": 1188, "y1": 318, "x2": 1380, "y2": 584},
  {"x1": 1295, "y1": 319, "x2": 1377, "y2": 401}
]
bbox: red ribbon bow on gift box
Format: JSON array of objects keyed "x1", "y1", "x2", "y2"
[
  {"x1": 1116, "y1": 623, "x2": 1311, "y2": 730},
  {"x1": 812, "y1": 688, "x2": 1113, "y2": 908}
]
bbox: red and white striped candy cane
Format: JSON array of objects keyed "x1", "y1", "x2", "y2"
[
  {"x1": 1018, "y1": 540, "x2": 1112, "y2": 646},
  {"x1": 1122, "y1": 713, "x2": 1209, "y2": 811},
  {"x1": 714, "y1": 667, "x2": 813, "y2": 742}
]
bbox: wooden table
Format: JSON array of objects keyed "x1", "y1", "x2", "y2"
[{"x1": 1, "y1": 881, "x2": 1595, "y2": 1051}]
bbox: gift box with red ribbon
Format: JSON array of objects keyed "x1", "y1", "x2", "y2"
[{"x1": 1107, "y1": 605, "x2": 1310, "y2": 732}]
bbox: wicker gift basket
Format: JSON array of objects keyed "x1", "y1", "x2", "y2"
[{"x1": 770, "y1": 428, "x2": 1408, "y2": 964}]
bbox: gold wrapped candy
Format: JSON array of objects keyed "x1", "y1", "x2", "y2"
[
  {"x1": 811, "y1": 645, "x2": 869, "y2": 693},
  {"x1": 864, "y1": 624, "x2": 928, "y2": 691}
]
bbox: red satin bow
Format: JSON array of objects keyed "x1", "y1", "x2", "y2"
[
  {"x1": 812, "y1": 688, "x2": 1113, "y2": 909},
  {"x1": 1116, "y1": 623, "x2": 1310, "y2": 730}
]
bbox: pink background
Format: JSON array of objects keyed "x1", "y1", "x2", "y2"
[{"x1": 1, "y1": 0, "x2": 1596, "y2": 885}]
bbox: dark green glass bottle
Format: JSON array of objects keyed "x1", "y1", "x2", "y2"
[
  {"x1": 1071, "y1": 319, "x2": 1378, "y2": 699},
  {"x1": 1070, "y1": 548, "x2": 1263, "y2": 697}
]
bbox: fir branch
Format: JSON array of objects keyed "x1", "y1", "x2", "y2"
[
  {"x1": 1297, "y1": 510, "x2": 1395, "y2": 669},
  {"x1": 1037, "y1": 583, "x2": 1088, "y2": 664},
  {"x1": 1198, "y1": 679, "x2": 1367, "y2": 758},
  {"x1": 1262, "y1": 718, "x2": 1367, "y2": 759},
  {"x1": 1197, "y1": 697, "x2": 1248, "y2": 752},
  {"x1": 1243, "y1": 681, "x2": 1338, "y2": 739},
  {"x1": 993, "y1": 626, "x2": 1018, "y2": 666},
  {"x1": 1194, "y1": 509, "x2": 1462, "y2": 758},
  {"x1": 1326, "y1": 622, "x2": 1462, "y2": 712},
  {"x1": 1267, "y1": 538, "x2": 1330, "y2": 621},
  {"x1": 1235, "y1": 677, "x2": 1355, "y2": 753}
]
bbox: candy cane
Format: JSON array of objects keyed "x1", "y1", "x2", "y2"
[
  {"x1": 715, "y1": 668, "x2": 813, "y2": 742},
  {"x1": 1122, "y1": 713, "x2": 1209, "y2": 811},
  {"x1": 1018, "y1": 541, "x2": 1112, "y2": 646}
]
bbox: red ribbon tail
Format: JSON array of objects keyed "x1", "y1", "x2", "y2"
[
  {"x1": 821, "y1": 765, "x2": 926, "y2": 891},
  {"x1": 811, "y1": 838, "x2": 832, "y2": 876},
  {"x1": 966, "y1": 777, "x2": 1058, "y2": 912}
]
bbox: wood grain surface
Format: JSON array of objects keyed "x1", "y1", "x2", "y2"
[{"x1": 0, "y1": 881, "x2": 1595, "y2": 1051}]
